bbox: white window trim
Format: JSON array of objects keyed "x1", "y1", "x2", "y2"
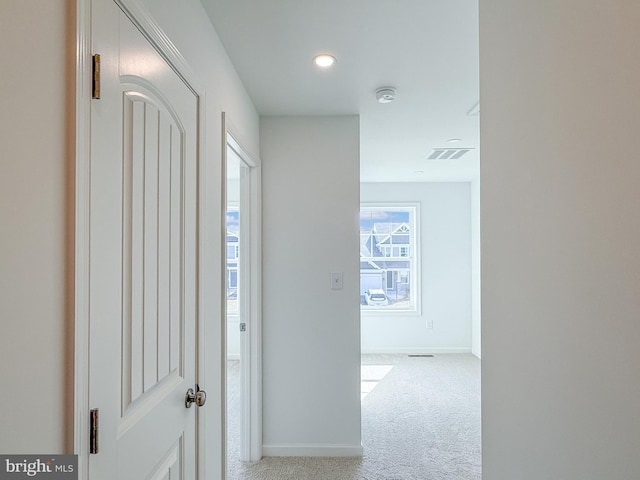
[{"x1": 360, "y1": 202, "x2": 421, "y2": 316}]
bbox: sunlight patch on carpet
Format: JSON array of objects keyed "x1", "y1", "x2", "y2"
[{"x1": 361, "y1": 365, "x2": 394, "y2": 400}]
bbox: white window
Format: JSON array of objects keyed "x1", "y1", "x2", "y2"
[{"x1": 360, "y1": 204, "x2": 419, "y2": 312}]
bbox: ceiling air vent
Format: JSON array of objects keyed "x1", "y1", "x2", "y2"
[{"x1": 427, "y1": 148, "x2": 473, "y2": 160}]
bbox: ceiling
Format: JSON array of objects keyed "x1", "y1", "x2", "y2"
[{"x1": 202, "y1": 0, "x2": 479, "y2": 183}]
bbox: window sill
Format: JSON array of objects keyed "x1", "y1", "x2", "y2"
[{"x1": 360, "y1": 308, "x2": 421, "y2": 317}]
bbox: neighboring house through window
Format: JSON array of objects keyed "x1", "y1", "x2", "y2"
[
  {"x1": 360, "y1": 204, "x2": 419, "y2": 312},
  {"x1": 226, "y1": 209, "x2": 239, "y2": 314}
]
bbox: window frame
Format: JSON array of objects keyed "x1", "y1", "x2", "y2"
[{"x1": 360, "y1": 202, "x2": 421, "y2": 316}]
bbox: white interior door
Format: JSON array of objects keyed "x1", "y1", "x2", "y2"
[{"x1": 89, "y1": 1, "x2": 200, "y2": 478}]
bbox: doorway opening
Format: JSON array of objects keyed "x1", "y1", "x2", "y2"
[
  {"x1": 223, "y1": 123, "x2": 263, "y2": 479},
  {"x1": 359, "y1": 181, "x2": 482, "y2": 478},
  {"x1": 225, "y1": 140, "x2": 243, "y2": 471}
]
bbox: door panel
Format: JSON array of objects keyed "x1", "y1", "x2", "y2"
[
  {"x1": 146, "y1": 440, "x2": 182, "y2": 480},
  {"x1": 121, "y1": 91, "x2": 184, "y2": 412},
  {"x1": 89, "y1": 1, "x2": 199, "y2": 478}
]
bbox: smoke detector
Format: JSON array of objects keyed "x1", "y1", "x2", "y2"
[{"x1": 376, "y1": 87, "x2": 397, "y2": 104}]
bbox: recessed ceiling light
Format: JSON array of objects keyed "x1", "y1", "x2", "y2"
[
  {"x1": 447, "y1": 138, "x2": 462, "y2": 143},
  {"x1": 414, "y1": 170, "x2": 424, "y2": 174},
  {"x1": 313, "y1": 54, "x2": 336, "y2": 68}
]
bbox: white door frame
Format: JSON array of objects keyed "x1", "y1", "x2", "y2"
[
  {"x1": 222, "y1": 113, "x2": 263, "y2": 464},
  {"x1": 74, "y1": 0, "x2": 208, "y2": 477}
]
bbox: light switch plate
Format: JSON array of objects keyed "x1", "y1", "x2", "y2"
[{"x1": 330, "y1": 272, "x2": 343, "y2": 290}]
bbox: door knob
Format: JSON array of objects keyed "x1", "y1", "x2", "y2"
[{"x1": 185, "y1": 384, "x2": 207, "y2": 408}]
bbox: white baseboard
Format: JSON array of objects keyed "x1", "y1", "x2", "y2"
[
  {"x1": 262, "y1": 443, "x2": 363, "y2": 457},
  {"x1": 360, "y1": 347, "x2": 471, "y2": 355}
]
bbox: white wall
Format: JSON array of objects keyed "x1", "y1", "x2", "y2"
[
  {"x1": 481, "y1": 1, "x2": 640, "y2": 478},
  {"x1": 0, "y1": 0, "x2": 73, "y2": 454},
  {"x1": 140, "y1": 0, "x2": 259, "y2": 158},
  {"x1": 360, "y1": 182, "x2": 473, "y2": 353},
  {"x1": 260, "y1": 115, "x2": 362, "y2": 456}
]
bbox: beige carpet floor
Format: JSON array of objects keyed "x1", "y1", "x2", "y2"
[{"x1": 226, "y1": 354, "x2": 481, "y2": 480}]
